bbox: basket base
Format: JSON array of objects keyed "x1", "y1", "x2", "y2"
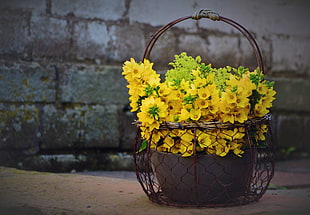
[{"x1": 150, "y1": 150, "x2": 254, "y2": 204}]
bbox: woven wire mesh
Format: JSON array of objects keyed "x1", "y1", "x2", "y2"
[{"x1": 134, "y1": 115, "x2": 274, "y2": 207}]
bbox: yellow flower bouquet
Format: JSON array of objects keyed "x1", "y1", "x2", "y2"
[{"x1": 122, "y1": 52, "x2": 276, "y2": 158}]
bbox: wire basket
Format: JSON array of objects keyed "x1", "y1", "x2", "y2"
[{"x1": 133, "y1": 9, "x2": 275, "y2": 207}]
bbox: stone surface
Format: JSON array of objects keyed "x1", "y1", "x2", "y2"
[
  {"x1": 272, "y1": 77, "x2": 310, "y2": 112},
  {"x1": 108, "y1": 23, "x2": 146, "y2": 62},
  {"x1": 31, "y1": 16, "x2": 71, "y2": 59},
  {"x1": 0, "y1": 162, "x2": 310, "y2": 214},
  {"x1": 52, "y1": 0, "x2": 127, "y2": 21},
  {"x1": 41, "y1": 104, "x2": 121, "y2": 149},
  {"x1": 0, "y1": 104, "x2": 40, "y2": 150},
  {"x1": 118, "y1": 108, "x2": 137, "y2": 150},
  {"x1": 41, "y1": 104, "x2": 86, "y2": 149},
  {"x1": 0, "y1": 0, "x2": 46, "y2": 15},
  {"x1": 150, "y1": 30, "x2": 177, "y2": 67},
  {"x1": 0, "y1": 60, "x2": 56, "y2": 102},
  {"x1": 0, "y1": 8, "x2": 31, "y2": 56},
  {"x1": 206, "y1": 35, "x2": 240, "y2": 68},
  {"x1": 83, "y1": 105, "x2": 120, "y2": 148},
  {"x1": 276, "y1": 115, "x2": 305, "y2": 149},
  {"x1": 72, "y1": 21, "x2": 110, "y2": 61},
  {"x1": 129, "y1": 0, "x2": 197, "y2": 29},
  {"x1": 304, "y1": 117, "x2": 310, "y2": 151},
  {"x1": 59, "y1": 64, "x2": 128, "y2": 105},
  {"x1": 271, "y1": 35, "x2": 310, "y2": 75},
  {"x1": 0, "y1": 0, "x2": 309, "y2": 161},
  {"x1": 178, "y1": 34, "x2": 208, "y2": 63}
]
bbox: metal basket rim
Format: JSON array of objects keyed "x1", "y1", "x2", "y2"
[{"x1": 133, "y1": 114, "x2": 271, "y2": 130}]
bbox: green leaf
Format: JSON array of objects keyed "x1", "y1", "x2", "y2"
[
  {"x1": 144, "y1": 84, "x2": 154, "y2": 96},
  {"x1": 183, "y1": 94, "x2": 197, "y2": 105},
  {"x1": 137, "y1": 140, "x2": 148, "y2": 153}
]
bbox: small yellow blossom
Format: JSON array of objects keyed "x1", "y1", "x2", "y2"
[{"x1": 189, "y1": 109, "x2": 201, "y2": 121}]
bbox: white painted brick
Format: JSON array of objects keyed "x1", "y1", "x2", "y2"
[{"x1": 52, "y1": 0, "x2": 126, "y2": 21}]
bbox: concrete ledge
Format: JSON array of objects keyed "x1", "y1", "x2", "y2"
[{"x1": 1, "y1": 160, "x2": 310, "y2": 214}]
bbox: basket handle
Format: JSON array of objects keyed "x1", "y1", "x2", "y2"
[{"x1": 143, "y1": 9, "x2": 264, "y2": 72}]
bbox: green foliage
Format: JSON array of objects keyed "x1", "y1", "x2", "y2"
[
  {"x1": 250, "y1": 68, "x2": 265, "y2": 86},
  {"x1": 137, "y1": 140, "x2": 148, "y2": 153},
  {"x1": 212, "y1": 67, "x2": 231, "y2": 92},
  {"x1": 199, "y1": 63, "x2": 212, "y2": 78},
  {"x1": 183, "y1": 94, "x2": 198, "y2": 105},
  {"x1": 165, "y1": 52, "x2": 201, "y2": 85}
]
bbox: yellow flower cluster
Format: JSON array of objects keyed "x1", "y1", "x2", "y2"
[{"x1": 122, "y1": 53, "x2": 276, "y2": 157}]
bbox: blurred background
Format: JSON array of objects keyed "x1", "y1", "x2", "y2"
[{"x1": 0, "y1": 0, "x2": 309, "y2": 172}]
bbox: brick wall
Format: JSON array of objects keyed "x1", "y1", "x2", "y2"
[{"x1": 0, "y1": 0, "x2": 309, "y2": 167}]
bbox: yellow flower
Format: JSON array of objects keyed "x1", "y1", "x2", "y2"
[
  {"x1": 128, "y1": 95, "x2": 140, "y2": 112},
  {"x1": 122, "y1": 58, "x2": 141, "y2": 77},
  {"x1": 254, "y1": 100, "x2": 269, "y2": 117},
  {"x1": 139, "y1": 96, "x2": 168, "y2": 122},
  {"x1": 218, "y1": 100, "x2": 230, "y2": 113},
  {"x1": 238, "y1": 87, "x2": 253, "y2": 98},
  {"x1": 180, "y1": 79, "x2": 191, "y2": 91},
  {"x1": 206, "y1": 72, "x2": 215, "y2": 84},
  {"x1": 239, "y1": 74, "x2": 256, "y2": 91},
  {"x1": 255, "y1": 124, "x2": 268, "y2": 141},
  {"x1": 234, "y1": 109, "x2": 249, "y2": 123},
  {"x1": 163, "y1": 136, "x2": 175, "y2": 147},
  {"x1": 206, "y1": 84, "x2": 218, "y2": 96},
  {"x1": 229, "y1": 140, "x2": 244, "y2": 157},
  {"x1": 194, "y1": 98, "x2": 208, "y2": 109},
  {"x1": 222, "y1": 128, "x2": 245, "y2": 141},
  {"x1": 222, "y1": 91, "x2": 237, "y2": 104},
  {"x1": 214, "y1": 139, "x2": 229, "y2": 157},
  {"x1": 180, "y1": 130, "x2": 194, "y2": 142},
  {"x1": 235, "y1": 94, "x2": 249, "y2": 108},
  {"x1": 261, "y1": 88, "x2": 276, "y2": 109},
  {"x1": 150, "y1": 130, "x2": 162, "y2": 145},
  {"x1": 179, "y1": 141, "x2": 193, "y2": 154},
  {"x1": 201, "y1": 108, "x2": 216, "y2": 121},
  {"x1": 189, "y1": 108, "x2": 201, "y2": 121},
  {"x1": 181, "y1": 147, "x2": 194, "y2": 157},
  {"x1": 193, "y1": 75, "x2": 207, "y2": 88},
  {"x1": 208, "y1": 95, "x2": 220, "y2": 115},
  {"x1": 226, "y1": 74, "x2": 255, "y2": 97},
  {"x1": 168, "y1": 88, "x2": 184, "y2": 101},
  {"x1": 197, "y1": 130, "x2": 212, "y2": 147},
  {"x1": 197, "y1": 87, "x2": 210, "y2": 100},
  {"x1": 179, "y1": 108, "x2": 191, "y2": 121},
  {"x1": 257, "y1": 83, "x2": 268, "y2": 95},
  {"x1": 205, "y1": 146, "x2": 216, "y2": 155},
  {"x1": 158, "y1": 83, "x2": 171, "y2": 97},
  {"x1": 267, "y1": 88, "x2": 276, "y2": 97},
  {"x1": 128, "y1": 84, "x2": 145, "y2": 97},
  {"x1": 220, "y1": 113, "x2": 235, "y2": 123}
]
